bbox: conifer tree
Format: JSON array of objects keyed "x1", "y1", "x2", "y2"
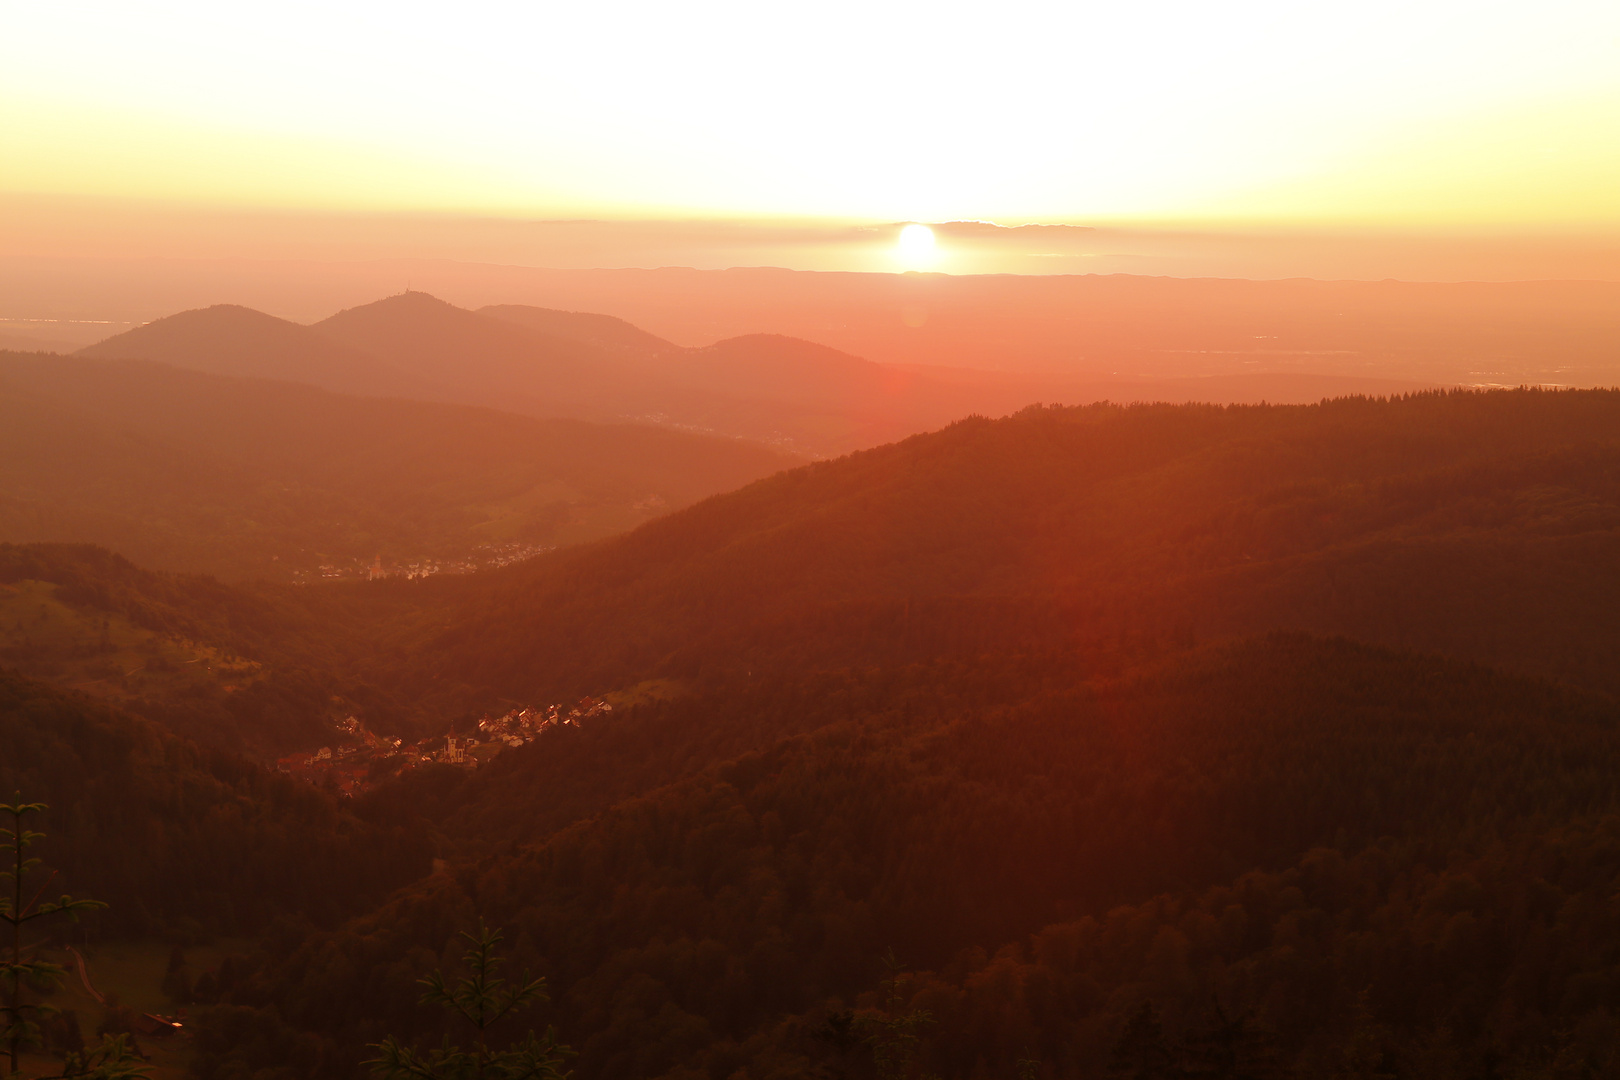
[
  {"x1": 1110, "y1": 1002, "x2": 1175, "y2": 1080},
  {"x1": 40, "y1": 1033, "x2": 150, "y2": 1080},
  {"x1": 1, "y1": 796, "x2": 106, "y2": 1077},
  {"x1": 1179, "y1": 1001, "x2": 1282, "y2": 1080},
  {"x1": 367, "y1": 924, "x2": 570, "y2": 1080},
  {"x1": 854, "y1": 951, "x2": 935, "y2": 1080}
]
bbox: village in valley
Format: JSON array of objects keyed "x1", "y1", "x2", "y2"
[
  {"x1": 275, "y1": 696, "x2": 614, "y2": 796},
  {"x1": 290, "y1": 540, "x2": 556, "y2": 583}
]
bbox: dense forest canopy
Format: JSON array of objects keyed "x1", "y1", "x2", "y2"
[
  {"x1": 0, "y1": 667, "x2": 428, "y2": 937},
  {"x1": 8, "y1": 387, "x2": 1620, "y2": 1079},
  {"x1": 367, "y1": 389, "x2": 1620, "y2": 708},
  {"x1": 200, "y1": 636, "x2": 1620, "y2": 1079},
  {"x1": 0, "y1": 542, "x2": 457, "y2": 754}
]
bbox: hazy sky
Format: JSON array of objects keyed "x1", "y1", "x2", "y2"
[{"x1": 5, "y1": 0, "x2": 1619, "y2": 226}]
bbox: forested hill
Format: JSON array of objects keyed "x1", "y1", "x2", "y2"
[
  {"x1": 0, "y1": 542, "x2": 458, "y2": 755},
  {"x1": 403, "y1": 388, "x2": 1620, "y2": 705},
  {"x1": 0, "y1": 350, "x2": 796, "y2": 580},
  {"x1": 206, "y1": 635, "x2": 1620, "y2": 1079},
  {"x1": 0, "y1": 666, "x2": 429, "y2": 936},
  {"x1": 74, "y1": 303, "x2": 430, "y2": 398},
  {"x1": 82, "y1": 293, "x2": 1004, "y2": 457},
  {"x1": 21, "y1": 385, "x2": 1620, "y2": 1080}
]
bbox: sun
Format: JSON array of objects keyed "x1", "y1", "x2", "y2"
[{"x1": 894, "y1": 223, "x2": 938, "y2": 269}]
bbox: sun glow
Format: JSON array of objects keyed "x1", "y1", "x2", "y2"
[
  {"x1": 2, "y1": 2, "x2": 1619, "y2": 227},
  {"x1": 895, "y1": 224, "x2": 938, "y2": 269}
]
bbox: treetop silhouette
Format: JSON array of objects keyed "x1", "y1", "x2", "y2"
[{"x1": 367, "y1": 923, "x2": 571, "y2": 1080}]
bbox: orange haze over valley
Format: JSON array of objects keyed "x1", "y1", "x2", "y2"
[{"x1": 6, "y1": 2, "x2": 1620, "y2": 1079}]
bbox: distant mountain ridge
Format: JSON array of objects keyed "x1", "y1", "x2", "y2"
[
  {"x1": 479, "y1": 303, "x2": 677, "y2": 356},
  {"x1": 83, "y1": 291, "x2": 985, "y2": 455},
  {"x1": 81, "y1": 291, "x2": 1435, "y2": 457},
  {"x1": 311, "y1": 291, "x2": 609, "y2": 408},
  {"x1": 77, "y1": 302, "x2": 436, "y2": 398}
]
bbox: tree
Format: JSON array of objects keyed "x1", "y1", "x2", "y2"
[
  {"x1": 854, "y1": 951, "x2": 935, "y2": 1080},
  {"x1": 1178, "y1": 1002, "x2": 1281, "y2": 1080},
  {"x1": 1110, "y1": 1002, "x2": 1176, "y2": 1080},
  {"x1": 813, "y1": 1010, "x2": 860, "y2": 1080},
  {"x1": 158, "y1": 947, "x2": 190, "y2": 1007},
  {"x1": 366, "y1": 924, "x2": 571, "y2": 1080},
  {"x1": 1328, "y1": 991, "x2": 1395, "y2": 1080},
  {"x1": 1, "y1": 796, "x2": 107, "y2": 1077},
  {"x1": 40, "y1": 1034, "x2": 151, "y2": 1080}
]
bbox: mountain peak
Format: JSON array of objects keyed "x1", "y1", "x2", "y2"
[
  {"x1": 319, "y1": 290, "x2": 465, "y2": 322},
  {"x1": 80, "y1": 303, "x2": 328, "y2": 362},
  {"x1": 75, "y1": 300, "x2": 418, "y2": 397},
  {"x1": 83, "y1": 303, "x2": 298, "y2": 347}
]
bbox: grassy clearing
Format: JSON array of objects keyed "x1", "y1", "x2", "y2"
[
  {"x1": 605, "y1": 677, "x2": 686, "y2": 709},
  {"x1": 12, "y1": 938, "x2": 251, "y2": 1079},
  {"x1": 0, "y1": 579, "x2": 261, "y2": 702}
]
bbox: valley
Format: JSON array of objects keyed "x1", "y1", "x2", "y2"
[
  {"x1": 8, "y1": 378, "x2": 1620, "y2": 1078},
  {"x1": 0, "y1": 349, "x2": 796, "y2": 581}
]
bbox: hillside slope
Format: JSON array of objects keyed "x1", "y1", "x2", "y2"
[
  {"x1": 20, "y1": 385, "x2": 1620, "y2": 1079},
  {"x1": 314, "y1": 294, "x2": 993, "y2": 454},
  {"x1": 0, "y1": 666, "x2": 429, "y2": 935},
  {"x1": 0, "y1": 351, "x2": 796, "y2": 580},
  {"x1": 0, "y1": 541, "x2": 450, "y2": 755},
  {"x1": 76, "y1": 303, "x2": 431, "y2": 397},
  {"x1": 311, "y1": 291, "x2": 618, "y2": 415},
  {"x1": 85, "y1": 293, "x2": 983, "y2": 455},
  {"x1": 203, "y1": 635, "x2": 1620, "y2": 1079},
  {"x1": 477, "y1": 303, "x2": 678, "y2": 357},
  {"x1": 396, "y1": 388, "x2": 1620, "y2": 705}
]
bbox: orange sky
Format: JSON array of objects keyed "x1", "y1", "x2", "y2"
[{"x1": 3, "y1": 1, "x2": 1619, "y2": 275}]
